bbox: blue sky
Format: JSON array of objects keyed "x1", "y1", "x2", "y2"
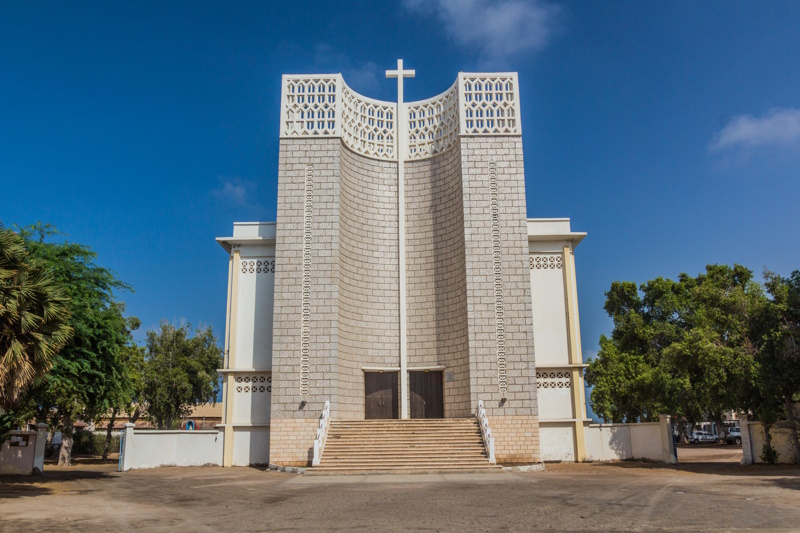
[{"x1": 2, "y1": 1, "x2": 799, "y2": 375}]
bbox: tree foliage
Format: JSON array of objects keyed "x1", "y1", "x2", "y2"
[
  {"x1": 142, "y1": 321, "x2": 221, "y2": 430},
  {"x1": 18, "y1": 223, "x2": 137, "y2": 465},
  {"x1": 757, "y1": 270, "x2": 800, "y2": 461},
  {"x1": 586, "y1": 264, "x2": 765, "y2": 425},
  {"x1": 0, "y1": 225, "x2": 72, "y2": 441}
]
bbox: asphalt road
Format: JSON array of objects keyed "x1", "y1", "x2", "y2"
[{"x1": 1, "y1": 459, "x2": 799, "y2": 532}]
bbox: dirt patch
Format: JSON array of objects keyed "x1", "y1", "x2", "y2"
[{"x1": 677, "y1": 443, "x2": 743, "y2": 463}]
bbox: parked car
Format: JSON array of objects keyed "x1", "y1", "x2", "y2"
[
  {"x1": 726, "y1": 427, "x2": 742, "y2": 445},
  {"x1": 689, "y1": 431, "x2": 719, "y2": 444}
]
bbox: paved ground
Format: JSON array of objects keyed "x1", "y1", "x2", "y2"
[{"x1": 1, "y1": 455, "x2": 799, "y2": 532}]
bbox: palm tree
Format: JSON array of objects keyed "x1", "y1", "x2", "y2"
[{"x1": 0, "y1": 226, "x2": 72, "y2": 414}]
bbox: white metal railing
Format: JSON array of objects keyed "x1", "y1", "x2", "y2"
[
  {"x1": 312, "y1": 400, "x2": 331, "y2": 466},
  {"x1": 476, "y1": 400, "x2": 496, "y2": 464}
]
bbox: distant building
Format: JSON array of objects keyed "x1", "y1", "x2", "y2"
[{"x1": 94, "y1": 404, "x2": 222, "y2": 431}]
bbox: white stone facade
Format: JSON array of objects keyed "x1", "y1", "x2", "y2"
[
  {"x1": 217, "y1": 68, "x2": 590, "y2": 466},
  {"x1": 216, "y1": 222, "x2": 275, "y2": 466}
]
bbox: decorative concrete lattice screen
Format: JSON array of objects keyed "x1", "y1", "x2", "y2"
[
  {"x1": 280, "y1": 72, "x2": 521, "y2": 161},
  {"x1": 537, "y1": 371, "x2": 571, "y2": 389},
  {"x1": 281, "y1": 76, "x2": 339, "y2": 137},
  {"x1": 529, "y1": 255, "x2": 563, "y2": 270},
  {"x1": 459, "y1": 75, "x2": 520, "y2": 135},
  {"x1": 240, "y1": 259, "x2": 276, "y2": 274},
  {"x1": 234, "y1": 374, "x2": 272, "y2": 393},
  {"x1": 406, "y1": 80, "x2": 459, "y2": 160},
  {"x1": 341, "y1": 85, "x2": 396, "y2": 160}
]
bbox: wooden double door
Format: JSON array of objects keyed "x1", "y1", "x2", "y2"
[
  {"x1": 365, "y1": 372, "x2": 398, "y2": 419},
  {"x1": 410, "y1": 370, "x2": 444, "y2": 419},
  {"x1": 364, "y1": 370, "x2": 444, "y2": 419}
]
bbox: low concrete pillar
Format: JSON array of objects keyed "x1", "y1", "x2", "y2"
[
  {"x1": 739, "y1": 413, "x2": 753, "y2": 465},
  {"x1": 33, "y1": 423, "x2": 48, "y2": 474},
  {"x1": 121, "y1": 423, "x2": 135, "y2": 472},
  {"x1": 659, "y1": 415, "x2": 677, "y2": 464}
]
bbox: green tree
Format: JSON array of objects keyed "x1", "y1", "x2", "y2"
[
  {"x1": 586, "y1": 276, "x2": 688, "y2": 423},
  {"x1": 0, "y1": 225, "x2": 72, "y2": 441},
  {"x1": 759, "y1": 270, "x2": 800, "y2": 462},
  {"x1": 586, "y1": 264, "x2": 765, "y2": 430},
  {"x1": 19, "y1": 223, "x2": 136, "y2": 465},
  {"x1": 142, "y1": 321, "x2": 221, "y2": 430},
  {"x1": 100, "y1": 320, "x2": 144, "y2": 460},
  {"x1": 664, "y1": 265, "x2": 764, "y2": 433}
]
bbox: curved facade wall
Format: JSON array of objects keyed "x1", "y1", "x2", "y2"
[
  {"x1": 405, "y1": 142, "x2": 472, "y2": 416},
  {"x1": 268, "y1": 70, "x2": 543, "y2": 465},
  {"x1": 337, "y1": 145, "x2": 400, "y2": 418}
]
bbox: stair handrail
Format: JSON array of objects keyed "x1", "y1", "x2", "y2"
[
  {"x1": 312, "y1": 400, "x2": 331, "y2": 466},
  {"x1": 476, "y1": 400, "x2": 496, "y2": 464}
]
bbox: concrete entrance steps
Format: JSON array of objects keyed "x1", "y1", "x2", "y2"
[{"x1": 307, "y1": 418, "x2": 500, "y2": 475}]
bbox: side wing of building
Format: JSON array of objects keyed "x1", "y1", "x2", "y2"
[
  {"x1": 215, "y1": 218, "x2": 589, "y2": 465},
  {"x1": 527, "y1": 219, "x2": 589, "y2": 462},
  {"x1": 216, "y1": 223, "x2": 276, "y2": 467}
]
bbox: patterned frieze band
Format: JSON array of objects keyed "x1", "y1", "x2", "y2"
[
  {"x1": 300, "y1": 164, "x2": 313, "y2": 396},
  {"x1": 489, "y1": 161, "x2": 508, "y2": 395}
]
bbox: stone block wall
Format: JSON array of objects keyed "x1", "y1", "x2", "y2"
[
  {"x1": 405, "y1": 143, "x2": 472, "y2": 417},
  {"x1": 269, "y1": 135, "x2": 540, "y2": 465},
  {"x1": 460, "y1": 136, "x2": 540, "y2": 462},
  {"x1": 268, "y1": 418, "x2": 319, "y2": 467},
  {"x1": 491, "y1": 415, "x2": 541, "y2": 464},
  {"x1": 271, "y1": 138, "x2": 341, "y2": 462},
  {"x1": 338, "y1": 145, "x2": 400, "y2": 418}
]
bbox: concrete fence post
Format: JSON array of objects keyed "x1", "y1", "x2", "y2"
[
  {"x1": 33, "y1": 423, "x2": 48, "y2": 474},
  {"x1": 739, "y1": 413, "x2": 753, "y2": 465},
  {"x1": 658, "y1": 415, "x2": 677, "y2": 464},
  {"x1": 121, "y1": 423, "x2": 135, "y2": 472}
]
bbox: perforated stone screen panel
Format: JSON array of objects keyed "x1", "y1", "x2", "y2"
[{"x1": 279, "y1": 72, "x2": 521, "y2": 161}]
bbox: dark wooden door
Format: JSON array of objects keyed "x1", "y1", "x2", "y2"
[
  {"x1": 364, "y1": 372, "x2": 398, "y2": 419},
  {"x1": 410, "y1": 371, "x2": 444, "y2": 419}
]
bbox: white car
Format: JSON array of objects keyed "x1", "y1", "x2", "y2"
[
  {"x1": 726, "y1": 427, "x2": 742, "y2": 445},
  {"x1": 689, "y1": 431, "x2": 719, "y2": 444}
]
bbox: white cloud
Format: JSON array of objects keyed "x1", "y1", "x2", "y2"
[
  {"x1": 313, "y1": 43, "x2": 380, "y2": 93},
  {"x1": 211, "y1": 176, "x2": 256, "y2": 207},
  {"x1": 404, "y1": 0, "x2": 561, "y2": 67},
  {"x1": 710, "y1": 108, "x2": 800, "y2": 152}
]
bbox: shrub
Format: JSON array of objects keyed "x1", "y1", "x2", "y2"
[
  {"x1": 760, "y1": 443, "x2": 779, "y2": 464},
  {"x1": 71, "y1": 430, "x2": 121, "y2": 455}
]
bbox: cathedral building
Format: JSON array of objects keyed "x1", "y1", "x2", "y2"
[{"x1": 216, "y1": 63, "x2": 589, "y2": 470}]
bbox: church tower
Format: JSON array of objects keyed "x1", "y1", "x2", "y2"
[{"x1": 216, "y1": 63, "x2": 588, "y2": 468}]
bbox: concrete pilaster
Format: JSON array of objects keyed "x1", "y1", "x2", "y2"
[{"x1": 222, "y1": 249, "x2": 240, "y2": 467}]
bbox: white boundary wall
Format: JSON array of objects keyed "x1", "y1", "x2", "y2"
[
  {"x1": 740, "y1": 416, "x2": 798, "y2": 465},
  {"x1": 584, "y1": 417, "x2": 676, "y2": 463},
  {"x1": 120, "y1": 423, "x2": 223, "y2": 471}
]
